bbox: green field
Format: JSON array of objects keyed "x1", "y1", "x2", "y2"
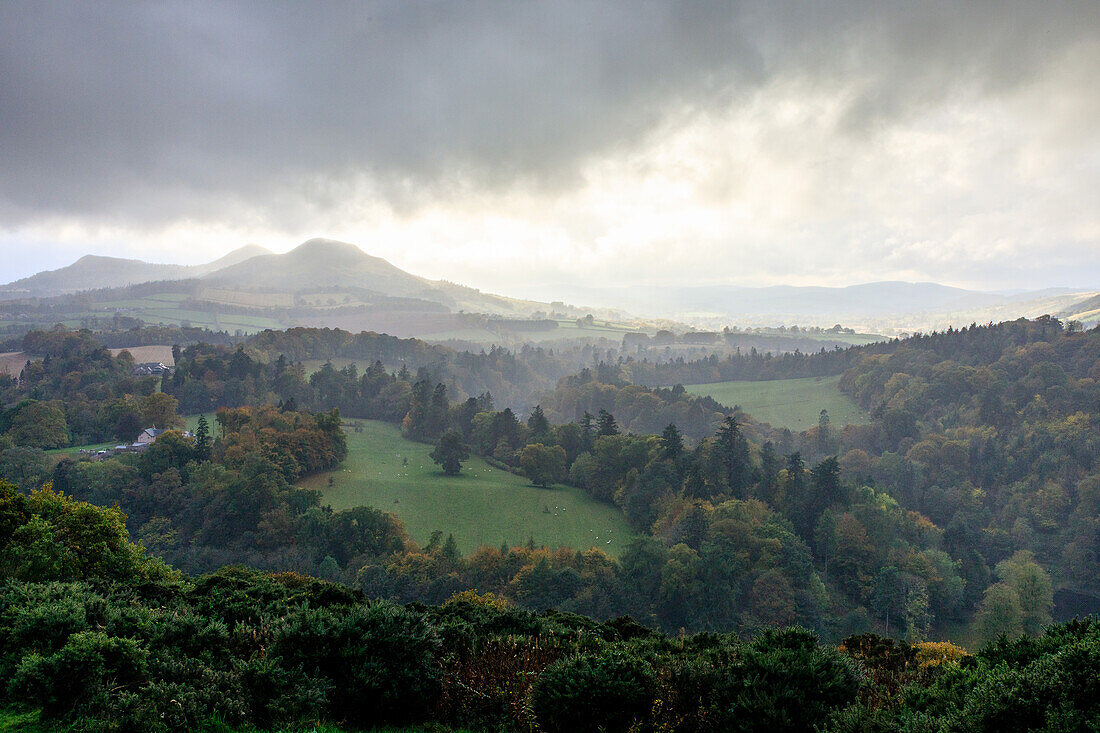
[
  {"x1": 33, "y1": 290, "x2": 285, "y2": 334},
  {"x1": 45, "y1": 441, "x2": 116, "y2": 456},
  {"x1": 300, "y1": 420, "x2": 634, "y2": 555},
  {"x1": 685, "y1": 375, "x2": 868, "y2": 431},
  {"x1": 185, "y1": 413, "x2": 216, "y2": 432}
]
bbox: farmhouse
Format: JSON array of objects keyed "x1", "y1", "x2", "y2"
[
  {"x1": 136, "y1": 427, "x2": 169, "y2": 445},
  {"x1": 134, "y1": 427, "x2": 194, "y2": 448},
  {"x1": 133, "y1": 362, "x2": 171, "y2": 376}
]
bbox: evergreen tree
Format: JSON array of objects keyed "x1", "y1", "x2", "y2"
[
  {"x1": 194, "y1": 414, "x2": 211, "y2": 461},
  {"x1": 660, "y1": 423, "x2": 683, "y2": 461},
  {"x1": 527, "y1": 405, "x2": 550, "y2": 438},
  {"x1": 402, "y1": 379, "x2": 432, "y2": 439},
  {"x1": 427, "y1": 383, "x2": 450, "y2": 439},
  {"x1": 715, "y1": 416, "x2": 751, "y2": 497},
  {"x1": 442, "y1": 533, "x2": 459, "y2": 561},
  {"x1": 580, "y1": 411, "x2": 595, "y2": 450},
  {"x1": 596, "y1": 409, "x2": 619, "y2": 437}
]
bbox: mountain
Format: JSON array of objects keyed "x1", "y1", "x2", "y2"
[{"x1": 0, "y1": 244, "x2": 271, "y2": 298}]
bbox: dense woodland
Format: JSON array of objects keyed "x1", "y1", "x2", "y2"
[
  {"x1": 1, "y1": 318, "x2": 1099, "y2": 729},
  {"x1": 2, "y1": 485, "x2": 1099, "y2": 732}
]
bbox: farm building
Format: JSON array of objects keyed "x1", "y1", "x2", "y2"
[
  {"x1": 133, "y1": 362, "x2": 171, "y2": 376},
  {"x1": 135, "y1": 427, "x2": 193, "y2": 447}
]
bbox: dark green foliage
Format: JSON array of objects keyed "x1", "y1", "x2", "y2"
[
  {"x1": 9, "y1": 631, "x2": 147, "y2": 717},
  {"x1": 519, "y1": 442, "x2": 567, "y2": 487},
  {"x1": 532, "y1": 646, "x2": 657, "y2": 733},
  {"x1": 194, "y1": 414, "x2": 211, "y2": 461},
  {"x1": 660, "y1": 422, "x2": 684, "y2": 460},
  {"x1": 430, "y1": 430, "x2": 470, "y2": 476},
  {"x1": 0, "y1": 329, "x2": 161, "y2": 446},
  {"x1": 527, "y1": 404, "x2": 551, "y2": 438},
  {"x1": 3, "y1": 401, "x2": 69, "y2": 450},
  {"x1": 596, "y1": 408, "x2": 620, "y2": 437},
  {"x1": 270, "y1": 602, "x2": 443, "y2": 728},
  {"x1": 0, "y1": 509, "x2": 1098, "y2": 733},
  {"x1": 0, "y1": 482, "x2": 157, "y2": 583},
  {"x1": 729, "y1": 627, "x2": 863, "y2": 732}
]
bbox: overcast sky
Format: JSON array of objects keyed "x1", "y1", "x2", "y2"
[{"x1": 1, "y1": 1, "x2": 1098, "y2": 293}]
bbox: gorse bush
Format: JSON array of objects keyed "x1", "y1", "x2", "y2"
[
  {"x1": 270, "y1": 602, "x2": 443, "y2": 728},
  {"x1": 9, "y1": 631, "x2": 147, "y2": 717},
  {"x1": 532, "y1": 646, "x2": 658, "y2": 733},
  {"x1": 729, "y1": 627, "x2": 863, "y2": 732}
]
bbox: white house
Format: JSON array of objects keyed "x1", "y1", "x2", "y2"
[{"x1": 133, "y1": 428, "x2": 194, "y2": 448}]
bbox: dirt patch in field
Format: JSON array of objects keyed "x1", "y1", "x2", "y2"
[
  {"x1": 109, "y1": 345, "x2": 176, "y2": 366},
  {"x1": 0, "y1": 352, "x2": 32, "y2": 378}
]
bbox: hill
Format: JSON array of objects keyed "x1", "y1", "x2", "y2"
[
  {"x1": 203, "y1": 238, "x2": 431, "y2": 297},
  {"x1": 0, "y1": 244, "x2": 269, "y2": 298},
  {"x1": 1061, "y1": 292, "x2": 1100, "y2": 326},
  {"x1": 0, "y1": 239, "x2": 652, "y2": 342}
]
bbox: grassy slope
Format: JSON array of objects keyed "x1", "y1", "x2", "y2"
[
  {"x1": 45, "y1": 290, "x2": 283, "y2": 333},
  {"x1": 685, "y1": 375, "x2": 868, "y2": 431},
  {"x1": 299, "y1": 420, "x2": 634, "y2": 556}
]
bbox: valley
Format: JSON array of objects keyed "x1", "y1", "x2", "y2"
[{"x1": 4, "y1": 5, "x2": 1098, "y2": 729}]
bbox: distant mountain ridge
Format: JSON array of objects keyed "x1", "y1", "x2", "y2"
[
  {"x1": 522, "y1": 280, "x2": 1098, "y2": 331},
  {"x1": 3, "y1": 239, "x2": 1096, "y2": 333}
]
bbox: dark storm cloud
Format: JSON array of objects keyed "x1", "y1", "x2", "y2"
[{"x1": 0, "y1": 0, "x2": 1096, "y2": 227}]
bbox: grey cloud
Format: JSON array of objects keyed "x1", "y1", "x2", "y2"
[{"x1": 0, "y1": 0, "x2": 1096, "y2": 228}]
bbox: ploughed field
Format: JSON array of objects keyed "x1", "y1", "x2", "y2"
[
  {"x1": 299, "y1": 419, "x2": 634, "y2": 556},
  {"x1": 684, "y1": 375, "x2": 868, "y2": 431}
]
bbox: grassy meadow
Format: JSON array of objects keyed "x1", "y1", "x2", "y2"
[
  {"x1": 685, "y1": 375, "x2": 868, "y2": 431},
  {"x1": 45, "y1": 442, "x2": 116, "y2": 457},
  {"x1": 300, "y1": 420, "x2": 634, "y2": 555}
]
